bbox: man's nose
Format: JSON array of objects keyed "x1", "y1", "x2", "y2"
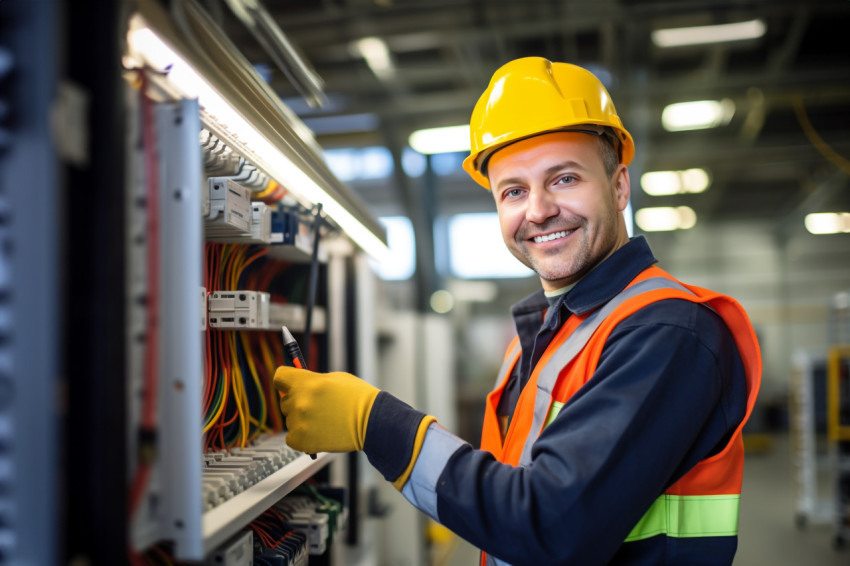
[{"x1": 525, "y1": 188, "x2": 559, "y2": 224}]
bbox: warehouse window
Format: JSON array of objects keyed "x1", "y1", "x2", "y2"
[
  {"x1": 369, "y1": 216, "x2": 416, "y2": 281},
  {"x1": 431, "y1": 151, "x2": 466, "y2": 176},
  {"x1": 324, "y1": 146, "x2": 393, "y2": 181},
  {"x1": 448, "y1": 213, "x2": 534, "y2": 279},
  {"x1": 402, "y1": 148, "x2": 426, "y2": 177}
]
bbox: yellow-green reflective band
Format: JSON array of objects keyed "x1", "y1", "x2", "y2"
[
  {"x1": 625, "y1": 494, "x2": 740, "y2": 541},
  {"x1": 544, "y1": 401, "x2": 565, "y2": 428}
]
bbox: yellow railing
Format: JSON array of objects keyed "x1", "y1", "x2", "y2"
[{"x1": 827, "y1": 345, "x2": 850, "y2": 442}]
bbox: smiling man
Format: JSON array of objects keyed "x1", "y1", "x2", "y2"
[{"x1": 275, "y1": 57, "x2": 762, "y2": 565}]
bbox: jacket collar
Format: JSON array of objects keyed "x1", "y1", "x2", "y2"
[{"x1": 511, "y1": 236, "x2": 658, "y2": 319}]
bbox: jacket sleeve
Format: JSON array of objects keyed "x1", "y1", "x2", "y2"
[{"x1": 363, "y1": 300, "x2": 747, "y2": 566}]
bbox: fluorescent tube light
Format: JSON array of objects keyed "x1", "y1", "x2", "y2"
[
  {"x1": 128, "y1": 22, "x2": 389, "y2": 261},
  {"x1": 635, "y1": 206, "x2": 697, "y2": 232},
  {"x1": 652, "y1": 19, "x2": 766, "y2": 48},
  {"x1": 641, "y1": 169, "x2": 710, "y2": 196},
  {"x1": 409, "y1": 125, "x2": 471, "y2": 155},
  {"x1": 352, "y1": 37, "x2": 396, "y2": 81},
  {"x1": 804, "y1": 212, "x2": 850, "y2": 234},
  {"x1": 662, "y1": 99, "x2": 735, "y2": 131}
]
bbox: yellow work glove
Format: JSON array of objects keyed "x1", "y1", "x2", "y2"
[{"x1": 273, "y1": 366, "x2": 380, "y2": 454}]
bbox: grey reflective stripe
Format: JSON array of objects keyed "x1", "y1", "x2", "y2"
[
  {"x1": 517, "y1": 277, "x2": 692, "y2": 466},
  {"x1": 401, "y1": 422, "x2": 467, "y2": 521},
  {"x1": 493, "y1": 339, "x2": 522, "y2": 390},
  {"x1": 484, "y1": 554, "x2": 514, "y2": 566}
]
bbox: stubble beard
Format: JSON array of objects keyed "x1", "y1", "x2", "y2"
[{"x1": 513, "y1": 214, "x2": 619, "y2": 284}]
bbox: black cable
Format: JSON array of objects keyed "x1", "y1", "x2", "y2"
[{"x1": 301, "y1": 203, "x2": 323, "y2": 365}]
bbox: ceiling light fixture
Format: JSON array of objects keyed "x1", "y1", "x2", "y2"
[
  {"x1": 635, "y1": 206, "x2": 697, "y2": 232},
  {"x1": 641, "y1": 168, "x2": 711, "y2": 196},
  {"x1": 652, "y1": 19, "x2": 766, "y2": 48},
  {"x1": 128, "y1": 21, "x2": 390, "y2": 262},
  {"x1": 409, "y1": 124, "x2": 471, "y2": 155},
  {"x1": 352, "y1": 36, "x2": 396, "y2": 81},
  {"x1": 804, "y1": 212, "x2": 850, "y2": 235},
  {"x1": 662, "y1": 99, "x2": 735, "y2": 131}
]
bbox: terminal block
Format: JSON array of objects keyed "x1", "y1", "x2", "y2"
[
  {"x1": 205, "y1": 531, "x2": 253, "y2": 566},
  {"x1": 202, "y1": 435, "x2": 300, "y2": 511},
  {"x1": 205, "y1": 180, "x2": 273, "y2": 244},
  {"x1": 208, "y1": 291, "x2": 270, "y2": 329},
  {"x1": 249, "y1": 202, "x2": 272, "y2": 244},
  {"x1": 205, "y1": 177, "x2": 252, "y2": 238},
  {"x1": 270, "y1": 207, "x2": 299, "y2": 245}
]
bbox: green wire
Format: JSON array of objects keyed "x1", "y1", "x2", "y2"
[{"x1": 203, "y1": 367, "x2": 225, "y2": 428}]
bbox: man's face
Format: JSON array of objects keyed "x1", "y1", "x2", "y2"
[{"x1": 488, "y1": 132, "x2": 631, "y2": 291}]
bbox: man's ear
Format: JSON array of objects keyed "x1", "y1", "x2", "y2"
[{"x1": 613, "y1": 165, "x2": 630, "y2": 212}]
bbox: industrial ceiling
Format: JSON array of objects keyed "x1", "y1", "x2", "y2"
[{"x1": 215, "y1": 0, "x2": 850, "y2": 239}]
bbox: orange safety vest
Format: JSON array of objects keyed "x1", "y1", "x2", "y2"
[{"x1": 479, "y1": 266, "x2": 761, "y2": 563}]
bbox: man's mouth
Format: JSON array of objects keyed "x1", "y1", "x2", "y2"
[{"x1": 531, "y1": 230, "x2": 572, "y2": 244}]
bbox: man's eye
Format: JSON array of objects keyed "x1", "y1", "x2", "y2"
[
  {"x1": 556, "y1": 175, "x2": 576, "y2": 185},
  {"x1": 506, "y1": 188, "x2": 523, "y2": 198}
]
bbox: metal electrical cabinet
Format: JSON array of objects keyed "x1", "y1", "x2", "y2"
[
  {"x1": 2, "y1": 1, "x2": 386, "y2": 563},
  {"x1": 52, "y1": 0, "x2": 388, "y2": 563},
  {"x1": 0, "y1": 2, "x2": 63, "y2": 564},
  {"x1": 120, "y1": 1, "x2": 388, "y2": 562}
]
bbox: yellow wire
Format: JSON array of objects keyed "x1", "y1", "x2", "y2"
[
  {"x1": 230, "y1": 246, "x2": 248, "y2": 290},
  {"x1": 239, "y1": 332, "x2": 268, "y2": 442},
  {"x1": 254, "y1": 180, "x2": 281, "y2": 200},
  {"x1": 258, "y1": 331, "x2": 277, "y2": 373},
  {"x1": 258, "y1": 333, "x2": 283, "y2": 431},
  {"x1": 792, "y1": 94, "x2": 850, "y2": 176},
  {"x1": 219, "y1": 244, "x2": 232, "y2": 290},
  {"x1": 202, "y1": 363, "x2": 228, "y2": 435},
  {"x1": 228, "y1": 332, "x2": 249, "y2": 448}
]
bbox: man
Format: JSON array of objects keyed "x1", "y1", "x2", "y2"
[{"x1": 275, "y1": 57, "x2": 761, "y2": 565}]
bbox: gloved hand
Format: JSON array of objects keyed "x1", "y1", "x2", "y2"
[{"x1": 273, "y1": 366, "x2": 381, "y2": 454}]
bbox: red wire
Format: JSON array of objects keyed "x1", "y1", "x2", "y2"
[
  {"x1": 128, "y1": 68, "x2": 161, "y2": 521},
  {"x1": 211, "y1": 243, "x2": 223, "y2": 291},
  {"x1": 216, "y1": 330, "x2": 231, "y2": 451},
  {"x1": 223, "y1": 244, "x2": 239, "y2": 290},
  {"x1": 203, "y1": 329, "x2": 217, "y2": 425}
]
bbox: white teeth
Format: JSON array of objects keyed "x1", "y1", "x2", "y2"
[{"x1": 533, "y1": 230, "x2": 568, "y2": 243}]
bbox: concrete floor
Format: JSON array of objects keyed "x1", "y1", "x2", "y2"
[{"x1": 439, "y1": 434, "x2": 848, "y2": 565}]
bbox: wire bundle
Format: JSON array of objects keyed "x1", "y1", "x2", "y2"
[
  {"x1": 249, "y1": 507, "x2": 309, "y2": 565},
  {"x1": 202, "y1": 242, "x2": 321, "y2": 451},
  {"x1": 204, "y1": 326, "x2": 291, "y2": 450}
]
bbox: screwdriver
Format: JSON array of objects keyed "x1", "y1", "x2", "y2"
[
  {"x1": 281, "y1": 326, "x2": 307, "y2": 370},
  {"x1": 281, "y1": 326, "x2": 317, "y2": 460}
]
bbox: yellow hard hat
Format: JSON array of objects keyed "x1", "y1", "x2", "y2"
[{"x1": 462, "y1": 57, "x2": 634, "y2": 189}]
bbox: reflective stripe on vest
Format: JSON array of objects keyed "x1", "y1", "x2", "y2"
[
  {"x1": 517, "y1": 276, "x2": 690, "y2": 466},
  {"x1": 625, "y1": 494, "x2": 740, "y2": 540}
]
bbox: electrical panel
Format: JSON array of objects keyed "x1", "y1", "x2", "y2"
[
  {"x1": 125, "y1": 91, "x2": 351, "y2": 563},
  {"x1": 120, "y1": 3, "x2": 386, "y2": 559}
]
